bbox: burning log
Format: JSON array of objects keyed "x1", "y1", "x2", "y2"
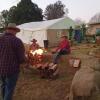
[
  {"x1": 28, "y1": 48, "x2": 44, "y2": 66},
  {"x1": 27, "y1": 48, "x2": 59, "y2": 79}
]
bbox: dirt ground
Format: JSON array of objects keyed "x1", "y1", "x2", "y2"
[{"x1": 13, "y1": 43, "x2": 100, "y2": 100}]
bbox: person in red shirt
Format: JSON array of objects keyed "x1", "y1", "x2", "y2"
[
  {"x1": 53, "y1": 35, "x2": 70, "y2": 64},
  {"x1": 29, "y1": 39, "x2": 39, "y2": 51}
]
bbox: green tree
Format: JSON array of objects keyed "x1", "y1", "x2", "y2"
[
  {"x1": 69, "y1": 26, "x2": 74, "y2": 40},
  {"x1": 8, "y1": 0, "x2": 43, "y2": 25},
  {"x1": 44, "y1": 0, "x2": 67, "y2": 20},
  {"x1": 8, "y1": 6, "x2": 17, "y2": 23},
  {"x1": 0, "y1": 14, "x2": 5, "y2": 28},
  {"x1": 1, "y1": 10, "x2": 9, "y2": 27},
  {"x1": 81, "y1": 24, "x2": 86, "y2": 40}
]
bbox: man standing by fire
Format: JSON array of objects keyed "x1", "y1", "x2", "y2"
[{"x1": 0, "y1": 23, "x2": 26, "y2": 100}]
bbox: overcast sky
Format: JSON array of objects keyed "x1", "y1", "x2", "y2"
[{"x1": 0, "y1": 0, "x2": 100, "y2": 22}]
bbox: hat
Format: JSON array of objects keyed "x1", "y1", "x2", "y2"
[
  {"x1": 31, "y1": 39, "x2": 37, "y2": 42},
  {"x1": 6, "y1": 23, "x2": 20, "y2": 32}
]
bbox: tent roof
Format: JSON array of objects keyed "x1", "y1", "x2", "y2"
[{"x1": 18, "y1": 17, "x2": 76, "y2": 31}]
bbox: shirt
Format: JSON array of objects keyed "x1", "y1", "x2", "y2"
[
  {"x1": 0, "y1": 33, "x2": 26, "y2": 75},
  {"x1": 29, "y1": 43, "x2": 39, "y2": 51},
  {"x1": 56, "y1": 39, "x2": 70, "y2": 53}
]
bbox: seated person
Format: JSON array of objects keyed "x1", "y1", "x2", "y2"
[
  {"x1": 52, "y1": 35, "x2": 70, "y2": 64},
  {"x1": 29, "y1": 39, "x2": 39, "y2": 51}
]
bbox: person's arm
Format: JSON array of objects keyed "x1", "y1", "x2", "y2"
[
  {"x1": 29, "y1": 44, "x2": 33, "y2": 50},
  {"x1": 56, "y1": 48, "x2": 61, "y2": 52},
  {"x1": 60, "y1": 41, "x2": 68, "y2": 49},
  {"x1": 56, "y1": 40, "x2": 69, "y2": 51},
  {"x1": 14, "y1": 38, "x2": 26, "y2": 64},
  {"x1": 56, "y1": 41, "x2": 65, "y2": 51},
  {"x1": 36, "y1": 43, "x2": 39, "y2": 49}
]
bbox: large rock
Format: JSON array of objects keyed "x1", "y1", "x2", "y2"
[{"x1": 69, "y1": 56, "x2": 100, "y2": 100}]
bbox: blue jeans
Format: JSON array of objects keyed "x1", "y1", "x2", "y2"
[
  {"x1": 53, "y1": 49, "x2": 68, "y2": 64},
  {"x1": 0, "y1": 73, "x2": 19, "y2": 100}
]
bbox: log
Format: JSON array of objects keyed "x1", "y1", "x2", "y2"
[
  {"x1": 42, "y1": 62, "x2": 49, "y2": 69},
  {"x1": 49, "y1": 64, "x2": 57, "y2": 70},
  {"x1": 36, "y1": 64, "x2": 42, "y2": 69},
  {"x1": 49, "y1": 63, "x2": 54, "y2": 67},
  {"x1": 53, "y1": 68, "x2": 59, "y2": 76}
]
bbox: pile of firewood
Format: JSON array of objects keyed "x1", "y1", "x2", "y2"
[
  {"x1": 27, "y1": 50, "x2": 59, "y2": 79},
  {"x1": 36, "y1": 63, "x2": 59, "y2": 79}
]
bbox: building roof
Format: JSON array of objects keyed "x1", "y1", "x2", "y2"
[
  {"x1": 18, "y1": 17, "x2": 76, "y2": 31},
  {"x1": 89, "y1": 13, "x2": 100, "y2": 24}
]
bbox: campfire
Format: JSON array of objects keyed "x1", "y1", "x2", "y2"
[
  {"x1": 28, "y1": 48, "x2": 48, "y2": 65},
  {"x1": 30, "y1": 49, "x2": 44, "y2": 55},
  {"x1": 28, "y1": 48, "x2": 45, "y2": 65},
  {"x1": 27, "y1": 48, "x2": 59, "y2": 79}
]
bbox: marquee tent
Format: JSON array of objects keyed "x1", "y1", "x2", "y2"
[{"x1": 17, "y1": 17, "x2": 76, "y2": 47}]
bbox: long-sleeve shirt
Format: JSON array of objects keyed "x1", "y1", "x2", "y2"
[
  {"x1": 0, "y1": 33, "x2": 26, "y2": 75},
  {"x1": 29, "y1": 43, "x2": 39, "y2": 51},
  {"x1": 56, "y1": 39, "x2": 70, "y2": 53}
]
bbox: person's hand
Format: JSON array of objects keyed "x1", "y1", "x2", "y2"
[
  {"x1": 51, "y1": 47, "x2": 58, "y2": 53},
  {"x1": 51, "y1": 48, "x2": 56, "y2": 54},
  {"x1": 57, "y1": 49, "x2": 61, "y2": 52}
]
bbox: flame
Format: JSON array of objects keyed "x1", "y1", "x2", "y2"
[{"x1": 30, "y1": 49, "x2": 44, "y2": 55}]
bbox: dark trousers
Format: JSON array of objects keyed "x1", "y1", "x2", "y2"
[
  {"x1": 53, "y1": 49, "x2": 68, "y2": 64},
  {"x1": 0, "y1": 73, "x2": 19, "y2": 100}
]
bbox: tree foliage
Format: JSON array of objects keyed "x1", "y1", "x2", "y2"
[
  {"x1": 7, "y1": 6, "x2": 17, "y2": 23},
  {"x1": 0, "y1": 14, "x2": 5, "y2": 28},
  {"x1": 1, "y1": 10, "x2": 9, "y2": 27},
  {"x1": 11, "y1": 0, "x2": 43, "y2": 25},
  {"x1": 1, "y1": 0, "x2": 43, "y2": 25},
  {"x1": 44, "y1": 0, "x2": 67, "y2": 20}
]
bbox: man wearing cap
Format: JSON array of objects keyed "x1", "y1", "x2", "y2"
[
  {"x1": 53, "y1": 35, "x2": 70, "y2": 64},
  {"x1": 0, "y1": 23, "x2": 26, "y2": 100}
]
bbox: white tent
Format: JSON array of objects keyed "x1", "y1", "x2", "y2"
[{"x1": 17, "y1": 17, "x2": 76, "y2": 47}]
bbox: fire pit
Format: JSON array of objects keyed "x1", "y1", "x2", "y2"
[
  {"x1": 27, "y1": 48, "x2": 59, "y2": 79},
  {"x1": 28, "y1": 48, "x2": 50, "y2": 66}
]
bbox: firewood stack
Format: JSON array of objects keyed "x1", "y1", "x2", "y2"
[
  {"x1": 37, "y1": 63, "x2": 59, "y2": 79},
  {"x1": 27, "y1": 49, "x2": 59, "y2": 79}
]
